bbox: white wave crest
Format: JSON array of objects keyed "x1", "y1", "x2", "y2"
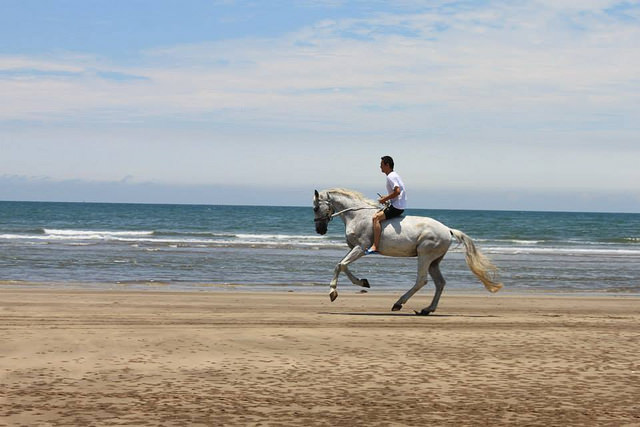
[
  {"x1": 43, "y1": 229, "x2": 154, "y2": 237},
  {"x1": 0, "y1": 229, "x2": 343, "y2": 249},
  {"x1": 482, "y1": 246, "x2": 640, "y2": 256},
  {"x1": 235, "y1": 233, "x2": 326, "y2": 240}
]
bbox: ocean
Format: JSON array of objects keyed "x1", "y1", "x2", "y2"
[{"x1": 1, "y1": 201, "x2": 639, "y2": 295}]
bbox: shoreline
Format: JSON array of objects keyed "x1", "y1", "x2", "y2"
[
  {"x1": 1, "y1": 289, "x2": 639, "y2": 425},
  {"x1": 2, "y1": 280, "x2": 640, "y2": 298}
]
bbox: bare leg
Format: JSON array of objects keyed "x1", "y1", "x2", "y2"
[
  {"x1": 368, "y1": 210, "x2": 386, "y2": 252},
  {"x1": 329, "y1": 246, "x2": 366, "y2": 301}
]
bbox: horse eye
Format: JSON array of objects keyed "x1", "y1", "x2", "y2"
[{"x1": 313, "y1": 207, "x2": 319, "y2": 212}]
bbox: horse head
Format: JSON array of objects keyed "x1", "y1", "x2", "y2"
[{"x1": 313, "y1": 190, "x2": 333, "y2": 235}]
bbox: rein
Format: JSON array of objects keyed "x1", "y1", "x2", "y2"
[
  {"x1": 315, "y1": 205, "x2": 377, "y2": 223},
  {"x1": 331, "y1": 206, "x2": 377, "y2": 218}
]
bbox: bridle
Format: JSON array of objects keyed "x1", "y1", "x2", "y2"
[{"x1": 314, "y1": 200, "x2": 335, "y2": 223}]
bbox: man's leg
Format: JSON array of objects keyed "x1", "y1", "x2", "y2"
[{"x1": 367, "y1": 210, "x2": 386, "y2": 253}]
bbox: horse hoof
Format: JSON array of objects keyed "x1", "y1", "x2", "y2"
[
  {"x1": 391, "y1": 303, "x2": 402, "y2": 311},
  {"x1": 329, "y1": 290, "x2": 338, "y2": 302},
  {"x1": 415, "y1": 309, "x2": 432, "y2": 316},
  {"x1": 361, "y1": 279, "x2": 370, "y2": 288}
]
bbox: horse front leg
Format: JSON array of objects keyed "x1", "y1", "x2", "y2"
[
  {"x1": 329, "y1": 246, "x2": 366, "y2": 302},
  {"x1": 343, "y1": 266, "x2": 370, "y2": 289}
]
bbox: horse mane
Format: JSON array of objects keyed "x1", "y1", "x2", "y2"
[{"x1": 327, "y1": 188, "x2": 378, "y2": 207}]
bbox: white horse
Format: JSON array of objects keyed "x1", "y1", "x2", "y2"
[{"x1": 313, "y1": 188, "x2": 503, "y2": 315}]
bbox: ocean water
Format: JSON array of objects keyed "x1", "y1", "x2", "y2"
[{"x1": 1, "y1": 201, "x2": 639, "y2": 295}]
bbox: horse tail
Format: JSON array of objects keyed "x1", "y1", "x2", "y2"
[{"x1": 450, "y1": 229, "x2": 503, "y2": 293}]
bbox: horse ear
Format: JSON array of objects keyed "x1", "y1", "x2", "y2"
[{"x1": 314, "y1": 190, "x2": 319, "y2": 200}]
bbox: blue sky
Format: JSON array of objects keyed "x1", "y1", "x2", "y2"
[{"x1": 1, "y1": 0, "x2": 639, "y2": 211}]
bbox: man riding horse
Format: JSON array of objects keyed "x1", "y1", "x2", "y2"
[{"x1": 366, "y1": 155, "x2": 407, "y2": 256}]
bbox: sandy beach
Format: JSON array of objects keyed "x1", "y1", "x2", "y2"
[{"x1": 1, "y1": 289, "x2": 638, "y2": 426}]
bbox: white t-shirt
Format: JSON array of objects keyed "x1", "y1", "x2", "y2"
[{"x1": 386, "y1": 171, "x2": 407, "y2": 209}]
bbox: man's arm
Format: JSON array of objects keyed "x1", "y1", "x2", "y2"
[{"x1": 378, "y1": 186, "x2": 401, "y2": 204}]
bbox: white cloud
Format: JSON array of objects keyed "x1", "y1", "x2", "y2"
[{"x1": 2, "y1": 2, "x2": 638, "y2": 127}]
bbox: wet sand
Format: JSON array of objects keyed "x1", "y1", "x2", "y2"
[{"x1": 1, "y1": 289, "x2": 639, "y2": 426}]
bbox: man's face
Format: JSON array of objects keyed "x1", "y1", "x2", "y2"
[{"x1": 380, "y1": 161, "x2": 391, "y2": 174}]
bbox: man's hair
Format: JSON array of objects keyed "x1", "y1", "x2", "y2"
[{"x1": 381, "y1": 156, "x2": 394, "y2": 170}]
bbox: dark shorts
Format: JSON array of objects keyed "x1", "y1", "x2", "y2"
[{"x1": 383, "y1": 205, "x2": 404, "y2": 220}]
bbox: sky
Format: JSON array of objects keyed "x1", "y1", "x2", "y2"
[{"x1": 1, "y1": 0, "x2": 639, "y2": 212}]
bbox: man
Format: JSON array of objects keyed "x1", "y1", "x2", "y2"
[{"x1": 365, "y1": 155, "x2": 407, "y2": 255}]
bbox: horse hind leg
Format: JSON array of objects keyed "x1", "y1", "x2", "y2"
[
  {"x1": 391, "y1": 254, "x2": 430, "y2": 311},
  {"x1": 416, "y1": 257, "x2": 447, "y2": 316}
]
